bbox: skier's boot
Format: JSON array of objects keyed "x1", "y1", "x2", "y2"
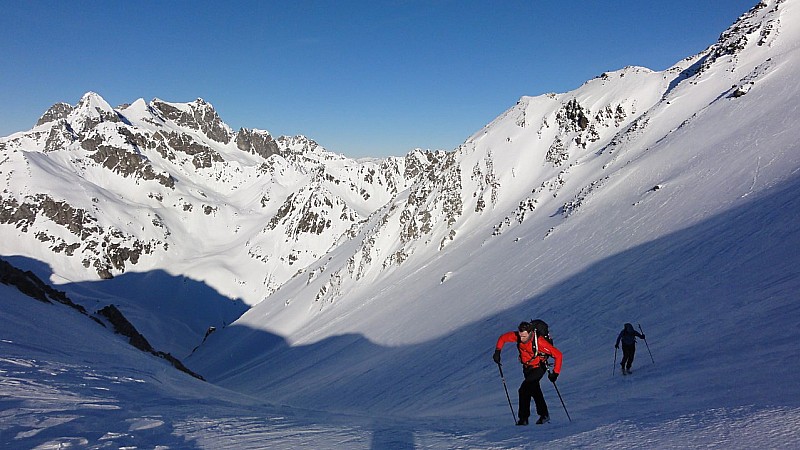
[
  {"x1": 535, "y1": 415, "x2": 550, "y2": 425},
  {"x1": 516, "y1": 417, "x2": 529, "y2": 426},
  {"x1": 621, "y1": 363, "x2": 627, "y2": 375}
]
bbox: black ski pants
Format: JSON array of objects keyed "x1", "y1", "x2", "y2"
[
  {"x1": 518, "y1": 365, "x2": 548, "y2": 420},
  {"x1": 621, "y1": 343, "x2": 636, "y2": 369}
]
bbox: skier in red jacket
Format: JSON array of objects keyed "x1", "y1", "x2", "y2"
[{"x1": 493, "y1": 320, "x2": 562, "y2": 425}]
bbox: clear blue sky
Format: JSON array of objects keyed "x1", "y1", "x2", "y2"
[{"x1": 1, "y1": 0, "x2": 757, "y2": 158}]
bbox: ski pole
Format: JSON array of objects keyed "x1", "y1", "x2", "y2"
[
  {"x1": 613, "y1": 346, "x2": 618, "y2": 376},
  {"x1": 638, "y1": 323, "x2": 655, "y2": 364},
  {"x1": 497, "y1": 363, "x2": 517, "y2": 424},
  {"x1": 548, "y1": 369, "x2": 572, "y2": 422}
]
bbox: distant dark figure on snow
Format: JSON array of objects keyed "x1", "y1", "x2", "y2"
[
  {"x1": 493, "y1": 320, "x2": 562, "y2": 426},
  {"x1": 615, "y1": 323, "x2": 645, "y2": 375}
]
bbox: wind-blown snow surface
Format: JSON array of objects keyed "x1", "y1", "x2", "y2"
[{"x1": 3, "y1": 0, "x2": 800, "y2": 448}]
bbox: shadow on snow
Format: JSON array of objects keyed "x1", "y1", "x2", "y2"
[{"x1": 4, "y1": 173, "x2": 800, "y2": 448}]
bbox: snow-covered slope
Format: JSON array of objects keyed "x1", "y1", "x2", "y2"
[{"x1": 2, "y1": 0, "x2": 800, "y2": 447}]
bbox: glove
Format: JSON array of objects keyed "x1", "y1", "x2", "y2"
[
  {"x1": 641, "y1": 335, "x2": 646, "y2": 340},
  {"x1": 548, "y1": 372, "x2": 559, "y2": 383},
  {"x1": 493, "y1": 349, "x2": 501, "y2": 364}
]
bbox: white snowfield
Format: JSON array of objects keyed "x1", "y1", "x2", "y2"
[{"x1": 2, "y1": 0, "x2": 800, "y2": 448}]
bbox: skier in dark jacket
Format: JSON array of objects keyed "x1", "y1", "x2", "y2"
[
  {"x1": 493, "y1": 321, "x2": 562, "y2": 425},
  {"x1": 615, "y1": 323, "x2": 645, "y2": 375}
]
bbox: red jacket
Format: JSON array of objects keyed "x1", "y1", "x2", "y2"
[{"x1": 496, "y1": 331, "x2": 563, "y2": 373}]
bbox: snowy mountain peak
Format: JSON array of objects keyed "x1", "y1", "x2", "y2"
[
  {"x1": 74, "y1": 91, "x2": 116, "y2": 118},
  {"x1": 67, "y1": 91, "x2": 122, "y2": 134},
  {"x1": 77, "y1": 91, "x2": 108, "y2": 107}
]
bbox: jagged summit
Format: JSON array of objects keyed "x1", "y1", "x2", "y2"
[
  {"x1": 148, "y1": 97, "x2": 233, "y2": 144},
  {"x1": 36, "y1": 102, "x2": 74, "y2": 126},
  {"x1": 703, "y1": 0, "x2": 788, "y2": 64}
]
